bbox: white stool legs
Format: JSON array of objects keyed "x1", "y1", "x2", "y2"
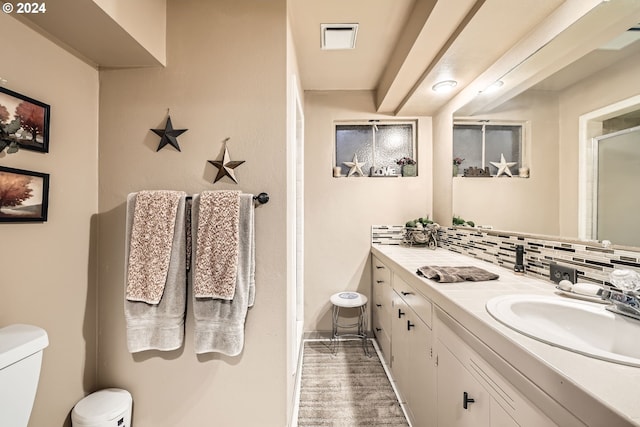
[{"x1": 330, "y1": 292, "x2": 370, "y2": 357}]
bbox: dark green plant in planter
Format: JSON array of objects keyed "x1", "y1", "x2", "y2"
[
  {"x1": 0, "y1": 117, "x2": 21, "y2": 154},
  {"x1": 453, "y1": 215, "x2": 475, "y2": 227}
]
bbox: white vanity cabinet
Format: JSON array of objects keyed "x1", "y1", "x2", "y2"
[
  {"x1": 371, "y1": 255, "x2": 393, "y2": 361},
  {"x1": 391, "y1": 275, "x2": 437, "y2": 427},
  {"x1": 371, "y1": 249, "x2": 570, "y2": 427},
  {"x1": 435, "y1": 308, "x2": 556, "y2": 427},
  {"x1": 436, "y1": 340, "x2": 493, "y2": 427}
]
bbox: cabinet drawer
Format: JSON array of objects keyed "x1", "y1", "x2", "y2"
[
  {"x1": 372, "y1": 277, "x2": 392, "y2": 307},
  {"x1": 372, "y1": 291, "x2": 392, "y2": 333},
  {"x1": 372, "y1": 315, "x2": 391, "y2": 363},
  {"x1": 372, "y1": 256, "x2": 391, "y2": 287},
  {"x1": 393, "y1": 275, "x2": 432, "y2": 328}
]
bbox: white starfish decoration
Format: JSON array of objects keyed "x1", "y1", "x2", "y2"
[
  {"x1": 490, "y1": 153, "x2": 517, "y2": 177},
  {"x1": 343, "y1": 154, "x2": 365, "y2": 177}
]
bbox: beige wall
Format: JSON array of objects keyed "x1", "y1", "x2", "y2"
[
  {"x1": 0, "y1": 12, "x2": 99, "y2": 427},
  {"x1": 432, "y1": 110, "x2": 453, "y2": 226},
  {"x1": 93, "y1": 0, "x2": 167, "y2": 65},
  {"x1": 452, "y1": 91, "x2": 560, "y2": 235},
  {"x1": 96, "y1": 1, "x2": 289, "y2": 426},
  {"x1": 303, "y1": 91, "x2": 432, "y2": 333}
]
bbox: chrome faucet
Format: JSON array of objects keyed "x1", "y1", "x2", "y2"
[
  {"x1": 602, "y1": 269, "x2": 640, "y2": 321},
  {"x1": 602, "y1": 288, "x2": 640, "y2": 321}
]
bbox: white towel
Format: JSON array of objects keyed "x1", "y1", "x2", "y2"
[
  {"x1": 192, "y1": 193, "x2": 255, "y2": 356},
  {"x1": 124, "y1": 191, "x2": 187, "y2": 353}
]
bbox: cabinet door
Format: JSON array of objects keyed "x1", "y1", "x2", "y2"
[
  {"x1": 437, "y1": 340, "x2": 491, "y2": 427},
  {"x1": 391, "y1": 295, "x2": 410, "y2": 403},
  {"x1": 405, "y1": 311, "x2": 436, "y2": 427},
  {"x1": 392, "y1": 294, "x2": 437, "y2": 426}
]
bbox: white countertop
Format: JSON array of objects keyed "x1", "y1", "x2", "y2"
[{"x1": 371, "y1": 244, "x2": 640, "y2": 427}]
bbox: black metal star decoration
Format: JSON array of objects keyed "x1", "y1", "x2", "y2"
[
  {"x1": 208, "y1": 138, "x2": 245, "y2": 184},
  {"x1": 151, "y1": 115, "x2": 188, "y2": 152}
]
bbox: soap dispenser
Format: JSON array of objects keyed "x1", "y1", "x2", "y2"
[{"x1": 514, "y1": 245, "x2": 525, "y2": 274}]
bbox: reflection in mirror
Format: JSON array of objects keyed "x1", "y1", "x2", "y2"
[
  {"x1": 592, "y1": 125, "x2": 640, "y2": 247},
  {"x1": 452, "y1": 1, "x2": 640, "y2": 249}
]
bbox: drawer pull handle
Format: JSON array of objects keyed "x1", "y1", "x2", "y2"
[
  {"x1": 463, "y1": 392, "x2": 475, "y2": 409},
  {"x1": 401, "y1": 291, "x2": 413, "y2": 296},
  {"x1": 375, "y1": 266, "x2": 385, "y2": 269},
  {"x1": 407, "y1": 320, "x2": 415, "y2": 331},
  {"x1": 375, "y1": 328, "x2": 382, "y2": 332},
  {"x1": 398, "y1": 309, "x2": 405, "y2": 318},
  {"x1": 376, "y1": 280, "x2": 384, "y2": 284},
  {"x1": 376, "y1": 304, "x2": 382, "y2": 307}
]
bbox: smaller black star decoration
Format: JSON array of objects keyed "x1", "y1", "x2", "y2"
[
  {"x1": 151, "y1": 116, "x2": 188, "y2": 152},
  {"x1": 208, "y1": 139, "x2": 245, "y2": 184}
]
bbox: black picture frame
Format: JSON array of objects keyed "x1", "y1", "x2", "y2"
[
  {"x1": 0, "y1": 166, "x2": 49, "y2": 222},
  {"x1": 0, "y1": 87, "x2": 50, "y2": 153}
]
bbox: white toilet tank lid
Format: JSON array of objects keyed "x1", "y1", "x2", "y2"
[{"x1": 0, "y1": 324, "x2": 49, "y2": 369}]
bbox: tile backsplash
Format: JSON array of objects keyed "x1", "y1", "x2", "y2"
[{"x1": 372, "y1": 225, "x2": 640, "y2": 286}]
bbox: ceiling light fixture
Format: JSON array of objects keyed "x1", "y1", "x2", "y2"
[
  {"x1": 432, "y1": 80, "x2": 457, "y2": 93},
  {"x1": 481, "y1": 80, "x2": 504, "y2": 93},
  {"x1": 321, "y1": 24, "x2": 358, "y2": 50}
]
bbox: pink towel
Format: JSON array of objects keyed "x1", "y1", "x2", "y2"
[
  {"x1": 194, "y1": 190, "x2": 241, "y2": 300},
  {"x1": 125, "y1": 190, "x2": 185, "y2": 304}
]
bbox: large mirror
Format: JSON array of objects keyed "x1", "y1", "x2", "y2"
[{"x1": 452, "y1": 0, "x2": 640, "y2": 248}]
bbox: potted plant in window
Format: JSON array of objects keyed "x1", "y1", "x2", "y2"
[
  {"x1": 453, "y1": 157, "x2": 464, "y2": 177},
  {"x1": 397, "y1": 157, "x2": 417, "y2": 177}
]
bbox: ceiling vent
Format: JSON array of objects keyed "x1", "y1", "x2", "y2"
[
  {"x1": 321, "y1": 24, "x2": 358, "y2": 50},
  {"x1": 599, "y1": 25, "x2": 640, "y2": 50}
]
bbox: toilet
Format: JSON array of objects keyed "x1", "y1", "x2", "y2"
[{"x1": 0, "y1": 324, "x2": 49, "y2": 427}]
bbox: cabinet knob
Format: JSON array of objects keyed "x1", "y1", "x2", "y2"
[
  {"x1": 401, "y1": 291, "x2": 412, "y2": 296},
  {"x1": 376, "y1": 303, "x2": 382, "y2": 307},
  {"x1": 463, "y1": 392, "x2": 475, "y2": 409},
  {"x1": 375, "y1": 266, "x2": 385, "y2": 269},
  {"x1": 407, "y1": 320, "x2": 415, "y2": 331},
  {"x1": 376, "y1": 328, "x2": 382, "y2": 332},
  {"x1": 376, "y1": 280, "x2": 384, "y2": 284},
  {"x1": 398, "y1": 309, "x2": 405, "y2": 318}
]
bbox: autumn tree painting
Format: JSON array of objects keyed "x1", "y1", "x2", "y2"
[
  {"x1": 0, "y1": 104, "x2": 9, "y2": 123},
  {"x1": 0, "y1": 87, "x2": 50, "y2": 153},
  {"x1": 15, "y1": 101, "x2": 45, "y2": 142},
  {"x1": 0, "y1": 167, "x2": 49, "y2": 221},
  {"x1": 0, "y1": 170, "x2": 33, "y2": 209}
]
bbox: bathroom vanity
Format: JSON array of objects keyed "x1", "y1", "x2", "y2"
[{"x1": 371, "y1": 245, "x2": 640, "y2": 427}]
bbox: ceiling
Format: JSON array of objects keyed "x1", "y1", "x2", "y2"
[
  {"x1": 289, "y1": 0, "x2": 640, "y2": 117},
  {"x1": 13, "y1": 0, "x2": 640, "y2": 118},
  {"x1": 289, "y1": 0, "x2": 566, "y2": 116}
]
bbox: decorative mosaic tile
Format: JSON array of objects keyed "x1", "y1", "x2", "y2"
[
  {"x1": 371, "y1": 225, "x2": 404, "y2": 245},
  {"x1": 437, "y1": 227, "x2": 640, "y2": 286},
  {"x1": 371, "y1": 224, "x2": 640, "y2": 287}
]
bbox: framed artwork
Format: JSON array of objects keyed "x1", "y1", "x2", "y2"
[
  {"x1": 0, "y1": 87, "x2": 50, "y2": 153},
  {"x1": 0, "y1": 166, "x2": 49, "y2": 222}
]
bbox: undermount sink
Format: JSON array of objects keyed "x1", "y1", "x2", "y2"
[{"x1": 486, "y1": 294, "x2": 640, "y2": 367}]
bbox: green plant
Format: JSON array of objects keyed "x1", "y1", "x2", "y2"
[
  {"x1": 405, "y1": 215, "x2": 433, "y2": 228},
  {"x1": 453, "y1": 215, "x2": 475, "y2": 227}
]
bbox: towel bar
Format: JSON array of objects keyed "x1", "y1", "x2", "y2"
[{"x1": 185, "y1": 192, "x2": 269, "y2": 205}]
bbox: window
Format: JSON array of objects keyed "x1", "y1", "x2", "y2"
[
  {"x1": 453, "y1": 122, "x2": 525, "y2": 177},
  {"x1": 335, "y1": 121, "x2": 416, "y2": 177}
]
